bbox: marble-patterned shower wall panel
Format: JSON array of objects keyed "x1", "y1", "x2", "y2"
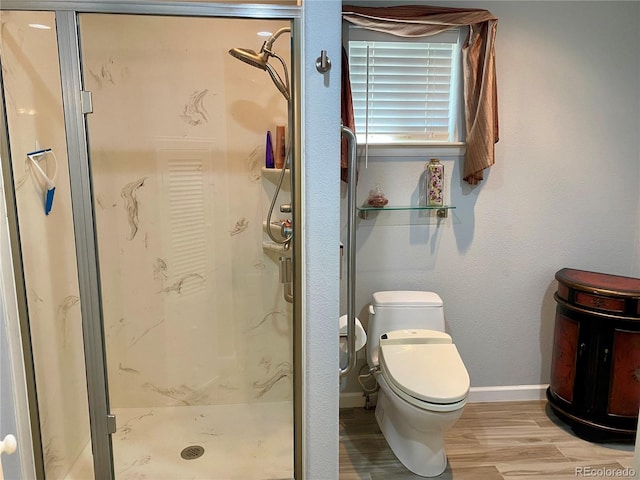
[
  {"x1": 0, "y1": 11, "x2": 94, "y2": 480},
  {"x1": 79, "y1": 14, "x2": 292, "y2": 408}
]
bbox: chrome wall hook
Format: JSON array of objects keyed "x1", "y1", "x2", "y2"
[{"x1": 315, "y1": 50, "x2": 331, "y2": 73}]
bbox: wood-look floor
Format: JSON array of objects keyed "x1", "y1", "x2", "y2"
[{"x1": 339, "y1": 401, "x2": 635, "y2": 479}]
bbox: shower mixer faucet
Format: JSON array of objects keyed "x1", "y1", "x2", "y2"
[{"x1": 230, "y1": 27, "x2": 294, "y2": 303}]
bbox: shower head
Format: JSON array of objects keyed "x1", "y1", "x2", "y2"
[
  {"x1": 228, "y1": 27, "x2": 291, "y2": 101},
  {"x1": 228, "y1": 47, "x2": 268, "y2": 70}
]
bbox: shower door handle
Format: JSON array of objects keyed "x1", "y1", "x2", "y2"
[
  {"x1": 279, "y1": 257, "x2": 293, "y2": 304},
  {"x1": 340, "y1": 125, "x2": 357, "y2": 377}
]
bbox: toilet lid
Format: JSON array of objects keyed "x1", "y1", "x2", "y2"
[
  {"x1": 373, "y1": 291, "x2": 442, "y2": 308},
  {"x1": 379, "y1": 342, "x2": 469, "y2": 405}
]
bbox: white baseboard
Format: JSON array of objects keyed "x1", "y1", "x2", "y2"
[
  {"x1": 468, "y1": 384, "x2": 549, "y2": 403},
  {"x1": 340, "y1": 384, "x2": 549, "y2": 409},
  {"x1": 339, "y1": 392, "x2": 371, "y2": 409}
]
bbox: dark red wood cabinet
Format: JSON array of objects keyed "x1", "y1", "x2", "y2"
[{"x1": 547, "y1": 268, "x2": 640, "y2": 440}]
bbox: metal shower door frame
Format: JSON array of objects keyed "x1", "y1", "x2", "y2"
[{"x1": 0, "y1": 3, "x2": 302, "y2": 479}]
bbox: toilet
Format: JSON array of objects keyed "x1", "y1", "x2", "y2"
[{"x1": 367, "y1": 291, "x2": 470, "y2": 477}]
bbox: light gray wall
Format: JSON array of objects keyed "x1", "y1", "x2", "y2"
[
  {"x1": 340, "y1": 1, "x2": 640, "y2": 392},
  {"x1": 302, "y1": 0, "x2": 341, "y2": 477}
]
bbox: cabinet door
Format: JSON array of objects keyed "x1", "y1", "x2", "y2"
[
  {"x1": 550, "y1": 313, "x2": 580, "y2": 404},
  {"x1": 608, "y1": 329, "x2": 640, "y2": 417}
]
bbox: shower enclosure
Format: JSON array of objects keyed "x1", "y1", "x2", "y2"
[{"x1": 0, "y1": 3, "x2": 301, "y2": 479}]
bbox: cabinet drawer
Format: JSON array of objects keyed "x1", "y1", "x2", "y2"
[{"x1": 574, "y1": 292, "x2": 624, "y2": 313}]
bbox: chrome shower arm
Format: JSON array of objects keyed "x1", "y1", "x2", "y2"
[{"x1": 264, "y1": 27, "x2": 290, "y2": 52}]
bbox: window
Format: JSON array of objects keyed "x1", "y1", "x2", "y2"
[{"x1": 347, "y1": 27, "x2": 463, "y2": 144}]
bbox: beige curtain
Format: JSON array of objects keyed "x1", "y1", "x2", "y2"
[
  {"x1": 341, "y1": 47, "x2": 355, "y2": 183},
  {"x1": 342, "y1": 5, "x2": 499, "y2": 185}
]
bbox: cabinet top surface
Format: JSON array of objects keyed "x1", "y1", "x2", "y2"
[{"x1": 556, "y1": 268, "x2": 640, "y2": 296}]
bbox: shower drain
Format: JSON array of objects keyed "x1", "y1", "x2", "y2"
[{"x1": 180, "y1": 445, "x2": 205, "y2": 460}]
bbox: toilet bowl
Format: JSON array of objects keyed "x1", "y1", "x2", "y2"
[{"x1": 367, "y1": 291, "x2": 470, "y2": 477}]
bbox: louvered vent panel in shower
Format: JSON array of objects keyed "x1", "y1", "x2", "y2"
[{"x1": 167, "y1": 158, "x2": 206, "y2": 296}]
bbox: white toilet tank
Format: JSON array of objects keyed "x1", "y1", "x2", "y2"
[{"x1": 367, "y1": 291, "x2": 446, "y2": 367}]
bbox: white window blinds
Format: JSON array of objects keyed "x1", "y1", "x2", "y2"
[{"x1": 347, "y1": 28, "x2": 461, "y2": 144}]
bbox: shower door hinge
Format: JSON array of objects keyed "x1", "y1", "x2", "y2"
[
  {"x1": 80, "y1": 90, "x2": 93, "y2": 114},
  {"x1": 106, "y1": 414, "x2": 116, "y2": 435}
]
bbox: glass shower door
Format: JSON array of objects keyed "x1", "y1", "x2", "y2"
[{"x1": 77, "y1": 13, "x2": 294, "y2": 479}]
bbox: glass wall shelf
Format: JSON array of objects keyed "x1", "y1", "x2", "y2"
[
  {"x1": 357, "y1": 205, "x2": 455, "y2": 220},
  {"x1": 261, "y1": 167, "x2": 290, "y2": 183}
]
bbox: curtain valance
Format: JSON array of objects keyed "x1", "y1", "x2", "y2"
[{"x1": 342, "y1": 5, "x2": 499, "y2": 185}]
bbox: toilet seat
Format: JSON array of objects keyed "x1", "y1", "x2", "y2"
[{"x1": 378, "y1": 330, "x2": 470, "y2": 413}]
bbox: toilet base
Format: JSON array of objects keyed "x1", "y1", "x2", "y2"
[{"x1": 375, "y1": 377, "x2": 464, "y2": 477}]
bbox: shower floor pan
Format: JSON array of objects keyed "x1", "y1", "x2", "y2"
[{"x1": 65, "y1": 401, "x2": 293, "y2": 480}]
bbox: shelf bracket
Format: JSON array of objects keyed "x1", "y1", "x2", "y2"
[{"x1": 358, "y1": 207, "x2": 449, "y2": 220}]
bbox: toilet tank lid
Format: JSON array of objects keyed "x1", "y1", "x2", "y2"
[
  {"x1": 382, "y1": 329, "x2": 451, "y2": 344},
  {"x1": 373, "y1": 291, "x2": 442, "y2": 307}
]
